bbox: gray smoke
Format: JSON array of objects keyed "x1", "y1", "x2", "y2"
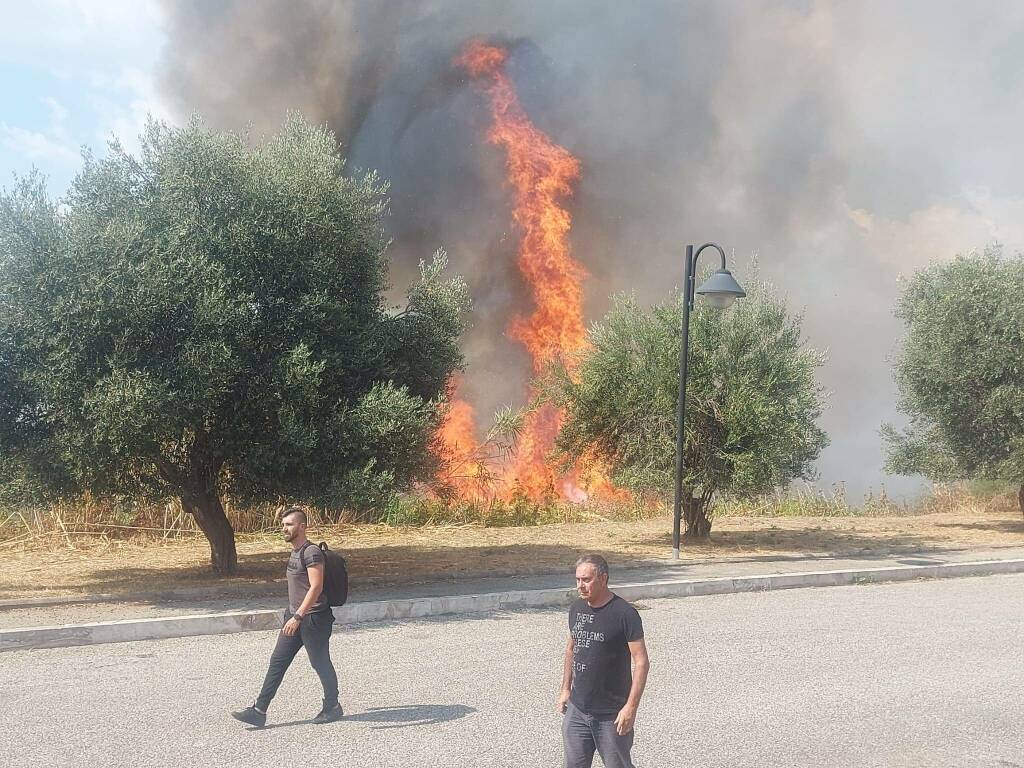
[{"x1": 157, "y1": 0, "x2": 1024, "y2": 499}]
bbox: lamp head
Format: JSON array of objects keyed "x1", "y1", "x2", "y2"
[{"x1": 696, "y1": 269, "x2": 746, "y2": 309}]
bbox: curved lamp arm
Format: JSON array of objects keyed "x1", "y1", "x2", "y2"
[{"x1": 686, "y1": 242, "x2": 728, "y2": 307}]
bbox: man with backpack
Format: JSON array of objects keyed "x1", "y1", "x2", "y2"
[{"x1": 231, "y1": 506, "x2": 344, "y2": 727}]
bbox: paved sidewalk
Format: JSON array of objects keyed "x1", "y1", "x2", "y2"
[{"x1": 4, "y1": 545, "x2": 1024, "y2": 629}]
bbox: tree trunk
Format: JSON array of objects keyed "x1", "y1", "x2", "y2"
[
  {"x1": 682, "y1": 491, "x2": 713, "y2": 540},
  {"x1": 1019, "y1": 483, "x2": 1024, "y2": 519},
  {"x1": 156, "y1": 445, "x2": 236, "y2": 576},
  {"x1": 182, "y1": 490, "x2": 238, "y2": 576}
]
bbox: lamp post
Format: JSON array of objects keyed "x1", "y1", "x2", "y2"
[{"x1": 672, "y1": 243, "x2": 746, "y2": 559}]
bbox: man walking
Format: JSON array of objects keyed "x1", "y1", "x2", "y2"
[
  {"x1": 231, "y1": 506, "x2": 343, "y2": 727},
  {"x1": 559, "y1": 554, "x2": 650, "y2": 768}
]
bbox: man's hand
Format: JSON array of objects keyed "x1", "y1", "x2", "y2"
[
  {"x1": 614, "y1": 703, "x2": 637, "y2": 736},
  {"x1": 283, "y1": 616, "x2": 301, "y2": 636},
  {"x1": 557, "y1": 689, "x2": 571, "y2": 714}
]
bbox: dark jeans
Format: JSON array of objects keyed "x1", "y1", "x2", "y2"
[
  {"x1": 255, "y1": 610, "x2": 338, "y2": 711},
  {"x1": 563, "y1": 701, "x2": 636, "y2": 768}
]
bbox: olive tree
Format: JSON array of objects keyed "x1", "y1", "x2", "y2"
[
  {"x1": 0, "y1": 115, "x2": 469, "y2": 573},
  {"x1": 550, "y1": 280, "x2": 828, "y2": 538},
  {"x1": 884, "y1": 246, "x2": 1024, "y2": 514}
]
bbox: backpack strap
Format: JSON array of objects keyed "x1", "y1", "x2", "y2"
[{"x1": 296, "y1": 540, "x2": 314, "y2": 573}]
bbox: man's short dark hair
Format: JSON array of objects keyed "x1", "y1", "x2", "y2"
[
  {"x1": 280, "y1": 505, "x2": 307, "y2": 525},
  {"x1": 575, "y1": 553, "x2": 609, "y2": 577}
]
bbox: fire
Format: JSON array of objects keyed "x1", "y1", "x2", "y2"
[
  {"x1": 436, "y1": 395, "x2": 489, "y2": 501},
  {"x1": 456, "y1": 40, "x2": 587, "y2": 374},
  {"x1": 439, "y1": 39, "x2": 623, "y2": 504}
]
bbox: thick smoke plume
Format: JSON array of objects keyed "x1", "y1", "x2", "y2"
[{"x1": 157, "y1": 0, "x2": 1024, "y2": 498}]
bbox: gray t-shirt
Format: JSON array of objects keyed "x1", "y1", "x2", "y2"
[{"x1": 286, "y1": 542, "x2": 327, "y2": 614}]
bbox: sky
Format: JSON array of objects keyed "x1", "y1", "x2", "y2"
[
  {"x1": 4, "y1": 1, "x2": 1024, "y2": 501},
  {"x1": 0, "y1": 1, "x2": 170, "y2": 194}
]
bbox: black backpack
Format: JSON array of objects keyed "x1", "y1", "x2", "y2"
[{"x1": 301, "y1": 541, "x2": 349, "y2": 607}]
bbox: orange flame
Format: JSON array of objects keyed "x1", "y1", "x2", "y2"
[
  {"x1": 456, "y1": 40, "x2": 587, "y2": 374},
  {"x1": 439, "y1": 39, "x2": 624, "y2": 504},
  {"x1": 436, "y1": 394, "x2": 490, "y2": 502}
]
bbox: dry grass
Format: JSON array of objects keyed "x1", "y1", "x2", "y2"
[
  {"x1": 0, "y1": 493, "x2": 661, "y2": 550},
  {"x1": 0, "y1": 495, "x2": 285, "y2": 550},
  {"x1": 714, "y1": 482, "x2": 997, "y2": 518},
  {"x1": 0, "y1": 482, "x2": 1014, "y2": 552},
  {"x1": 0, "y1": 484, "x2": 1021, "y2": 602}
]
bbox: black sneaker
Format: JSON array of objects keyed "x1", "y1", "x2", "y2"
[
  {"x1": 231, "y1": 705, "x2": 267, "y2": 727},
  {"x1": 312, "y1": 702, "x2": 344, "y2": 724}
]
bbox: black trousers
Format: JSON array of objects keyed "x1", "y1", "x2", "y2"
[{"x1": 255, "y1": 610, "x2": 339, "y2": 711}]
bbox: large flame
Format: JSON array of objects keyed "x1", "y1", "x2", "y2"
[
  {"x1": 441, "y1": 40, "x2": 623, "y2": 504},
  {"x1": 456, "y1": 41, "x2": 587, "y2": 373},
  {"x1": 436, "y1": 394, "x2": 490, "y2": 502}
]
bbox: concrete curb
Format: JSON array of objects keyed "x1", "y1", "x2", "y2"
[
  {"x1": 4, "y1": 558, "x2": 1023, "y2": 652},
  {"x1": 0, "y1": 609, "x2": 286, "y2": 651}
]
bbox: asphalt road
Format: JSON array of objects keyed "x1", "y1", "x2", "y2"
[{"x1": 3, "y1": 574, "x2": 1023, "y2": 767}]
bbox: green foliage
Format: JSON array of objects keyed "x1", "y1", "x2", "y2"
[
  {"x1": 0, "y1": 114, "x2": 470, "y2": 566},
  {"x1": 323, "y1": 381, "x2": 444, "y2": 519},
  {"x1": 548, "y1": 277, "x2": 829, "y2": 533},
  {"x1": 884, "y1": 246, "x2": 1024, "y2": 494}
]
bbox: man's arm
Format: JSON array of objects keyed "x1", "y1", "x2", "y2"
[
  {"x1": 614, "y1": 638, "x2": 650, "y2": 735},
  {"x1": 282, "y1": 564, "x2": 325, "y2": 636},
  {"x1": 557, "y1": 635, "x2": 575, "y2": 713}
]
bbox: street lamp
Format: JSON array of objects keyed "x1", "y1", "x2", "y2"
[{"x1": 672, "y1": 243, "x2": 746, "y2": 559}]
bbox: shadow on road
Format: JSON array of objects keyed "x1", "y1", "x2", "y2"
[
  {"x1": 248, "y1": 703, "x2": 477, "y2": 732},
  {"x1": 345, "y1": 703, "x2": 477, "y2": 730},
  {"x1": 247, "y1": 718, "x2": 316, "y2": 731}
]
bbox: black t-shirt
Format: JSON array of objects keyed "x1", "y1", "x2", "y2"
[{"x1": 568, "y1": 594, "x2": 644, "y2": 717}]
